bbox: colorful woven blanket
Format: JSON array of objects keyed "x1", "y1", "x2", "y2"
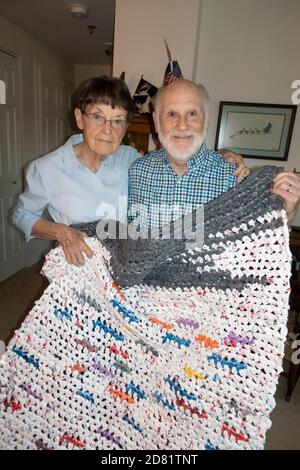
[{"x1": 0, "y1": 166, "x2": 291, "y2": 450}]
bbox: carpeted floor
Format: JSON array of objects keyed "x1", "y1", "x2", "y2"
[
  {"x1": 0, "y1": 263, "x2": 299, "y2": 450},
  {"x1": 265, "y1": 375, "x2": 300, "y2": 449},
  {"x1": 0, "y1": 261, "x2": 48, "y2": 344}
]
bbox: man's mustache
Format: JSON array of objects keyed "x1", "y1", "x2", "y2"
[{"x1": 168, "y1": 131, "x2": 197, "y2": 138}]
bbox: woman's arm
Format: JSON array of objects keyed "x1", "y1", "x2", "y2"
[
  {"x1": 12, "y1": 161, "x2": 50, "y2": 241},
  {"x1": 218, "y1": 149, "x2": 250, "y2": 183},
  {"x1": 32, "y1": 219, "x2": 94, "y2": 266},
  {"x1": 13, "y1": 161, "x2": 93, "y2": 266}
]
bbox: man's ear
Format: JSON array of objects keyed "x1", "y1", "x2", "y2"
[
  {"x1": 74, "y1": 108, "x2": 84, "y2": 130},
  {"x1": 205, "y1": 111, "x2": 211, "y2": 131},
  {"x1": 153, "y1": 110, "x2": 159, "y2": 133}
]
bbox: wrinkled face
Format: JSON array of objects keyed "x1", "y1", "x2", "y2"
[
  {"x1": 75, "y1": 103, "x2": 128, "y2": 157},
  {"x1": 154, "y1": 82, "x2": 208, "y2": 163}
]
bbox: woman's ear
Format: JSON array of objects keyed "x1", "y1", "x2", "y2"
[{"x1": 74, "y1": 108, "x2": 84, "y2": 130}]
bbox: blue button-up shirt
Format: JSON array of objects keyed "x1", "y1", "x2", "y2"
[
  {"x1": 12, "y1": 134, "x2": 140, "y2": 240},
  {"x1": 128, "y1": 144, "x2": 237, "y2": 227}
]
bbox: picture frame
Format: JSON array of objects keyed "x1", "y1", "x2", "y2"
[{"x1": 215, "y1": 101, "x2": 297, "y2": 161}]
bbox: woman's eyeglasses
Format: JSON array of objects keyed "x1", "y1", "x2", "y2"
[{"x1": 83, "y1": 112, "x2": 128, "y2": 130}]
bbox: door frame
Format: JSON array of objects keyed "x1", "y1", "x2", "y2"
[{"x1": 0, "y1": 46, "x2": 25, "y2": 281}]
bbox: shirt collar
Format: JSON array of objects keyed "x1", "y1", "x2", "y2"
[
  {"x1": 61, "y1": 134, "x2": 84, "y2": 169},
  {"x1": 162, "y1": 143, "x2": 208, "y2": 170},
  {"x1": 187, "y1": 143, "x2": 207, "y2": 169}
]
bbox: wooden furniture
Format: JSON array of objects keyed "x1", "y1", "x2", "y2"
[
  {"x1": 122, "y1": 114, "x2": 159, "y2": 154},
  {"x1": 285, "y1": 228, "x2": 300, "y2": 401}
]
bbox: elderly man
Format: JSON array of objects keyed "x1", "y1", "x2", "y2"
[{"x1": 128, "y1": 79, "x2": 300, "y2": 227}]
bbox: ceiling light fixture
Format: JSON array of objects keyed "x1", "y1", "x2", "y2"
[
  {"x1": 88, "y1": 25, "x2": 96, "y2": 35},
  {"x1": 68, "y1": 3, "x2": 89, "y2": 19}
]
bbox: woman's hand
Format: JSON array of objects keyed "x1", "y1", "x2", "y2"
[
  {"x1": 270, "y1": 171, "x2": 300, "y2": 226},
  {"x1": 219, "y1": 149, "x2": 250, "y2": 183},
  {"x1": 55, "y1": 224, "x2": 94, "y2": 266},
  {"x1": 31, "y1": 219, "x2": 94, "y2": 266}
]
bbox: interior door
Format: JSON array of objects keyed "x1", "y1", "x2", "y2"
[{"x1": 0, "y1": 49, "x2": 24, "y2": 282}]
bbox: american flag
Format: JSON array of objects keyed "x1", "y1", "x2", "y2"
[{"x1": 163, "y1": 38, "x2": 183, "y2": 86}]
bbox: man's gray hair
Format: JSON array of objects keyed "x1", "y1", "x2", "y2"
[{"x1": 154, "y1": 79, "x2": 211, "y2": 124}]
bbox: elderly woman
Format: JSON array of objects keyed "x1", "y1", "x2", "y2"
[{"x1": 13, "y1": 76, "x2": 247, "y2": 266}]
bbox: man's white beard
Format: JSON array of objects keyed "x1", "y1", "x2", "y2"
[{"x1": 158, "y1": 127, "x2": 206, "y2": 162}]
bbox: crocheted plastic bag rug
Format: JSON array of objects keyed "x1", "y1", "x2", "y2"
[{"x1": 0, "y1": 166, "x2": 292, "y2": 450}]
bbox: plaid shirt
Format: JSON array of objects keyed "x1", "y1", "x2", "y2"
[{"x1": 128, "y1": 143, "x2": 237, "y2": 227}]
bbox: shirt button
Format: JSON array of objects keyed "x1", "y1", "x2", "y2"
[{"x1": 176, "y1": 179, "x2": 182, "y2": 184}]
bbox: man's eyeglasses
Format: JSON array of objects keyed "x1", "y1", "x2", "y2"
[{"x1": 83, "y1": 112, "x2": 128, "y2": 130}]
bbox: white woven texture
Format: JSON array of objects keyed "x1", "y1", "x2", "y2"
[{"x1": 0, "y1": 208, "x2": 291, "y2": 450}]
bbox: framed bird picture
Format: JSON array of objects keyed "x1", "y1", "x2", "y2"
[{"x1": 215, "y1": 102, "x2": 297, "y2": 160}]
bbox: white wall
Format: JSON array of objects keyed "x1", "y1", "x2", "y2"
[
  {"x1": 0, "y1": 14, "x2": 74, "y2": 265},
  {"x1": 113, "y1": 0, "x2": 201, "y2": 93},
  {"x1": 75, "y1": 64, "x2": 112, "y2": 87},
  {"x1": 195, "y1": 0, "x2": 300, "y2": 166}
]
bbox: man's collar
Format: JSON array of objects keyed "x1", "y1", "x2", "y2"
[
  {"x1": 162, "y1": 143, "x2": 208, "y2": 169},
  {"x1": 187, "y1": 143, "x2": 207, "y2": 169}
]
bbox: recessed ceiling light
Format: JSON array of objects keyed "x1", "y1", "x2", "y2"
[
  {"x1": 88, "y1": 25, "x2": 96, "y2": 35},
  {"x1": 68, "y1": 3, "x2": 89, "y2": 19}
]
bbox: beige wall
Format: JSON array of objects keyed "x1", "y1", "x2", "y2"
[
  {"x1": 194, "y1": 0, "x2": 300, "y2": 224},
  {"x1": 75, "y1": 64, "x2": 112, "y2": 87},
  {"x1": 113, "y1": 0, "x2": 201, "y2": 93}
]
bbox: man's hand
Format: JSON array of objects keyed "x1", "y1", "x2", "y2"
[
  {"x1": 218, "y1": 149, "x2": 250, "y2": 183},
  {"x1": 55, "y1": 224, "x2": 94, "y2": 266},
  {"x1": 270, "y1": 171, "x2": 300, "y2": 226}
]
